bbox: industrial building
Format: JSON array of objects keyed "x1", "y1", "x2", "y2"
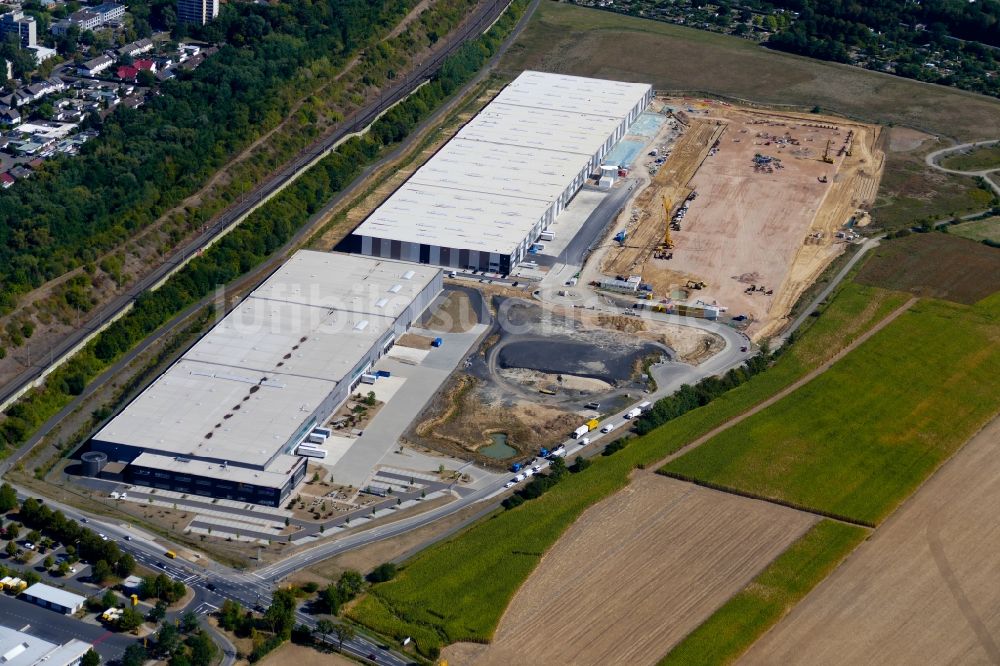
[
  {"x1": 352, "y1": 71, "x2": 652, "y2": 274},
  {"x1": 91, "y1": 252, "x2": 442, "y2": 506},
  {"x1": 20, "y1": 584, "x2": 86, "y2": 615},
  {"x1": 0, "y1": 625, "x2": 91, "y2": 665}
]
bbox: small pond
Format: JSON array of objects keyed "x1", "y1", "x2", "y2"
[{"x1": 480, "y1": 433, "x2": 517, "y2": 459}]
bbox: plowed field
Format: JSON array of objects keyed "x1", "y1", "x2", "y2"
[{"x1": 444, "y1": 475, "x2": 814, "y2": 666}]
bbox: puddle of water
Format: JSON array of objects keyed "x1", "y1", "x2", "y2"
[{"x1": 480, "y1": 433, "x2": 517, "y2": 459}]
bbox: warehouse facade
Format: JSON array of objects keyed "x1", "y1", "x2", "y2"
[
  {"x1": 91, "y1": 252, "x2": 442, "y2": 506},
  {"x1": 353, "y1": 71, "x2": 652, "y2": 273}
]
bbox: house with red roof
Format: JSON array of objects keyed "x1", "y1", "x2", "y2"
[
  {"x1": 0, "y1": 172, "x2": 14, "y2": 189},
  {"x1": 116, "y1": 65, "x2": 138, "y2": 81}
]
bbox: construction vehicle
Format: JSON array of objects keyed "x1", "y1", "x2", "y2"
[
  {"x1": 822, "y1": 139, "x2": 834, "y2": 164},
  {"x1": 614, "y1": 230, "x2": 627, "y2": 246},
  {"x1": 686, "y1": 280, "x2": 705, "y2": 290},
  {"x1": 818, "y1": 175, "x2": 828, "y2": 183},
  {"x1": 658, "y1": 196, "x2": 674, "y2": 251}
]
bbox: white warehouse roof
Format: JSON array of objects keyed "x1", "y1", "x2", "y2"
[
  {"x1": 21, "y1": 583, "x2": 86, "y2": 610},
  {"x1": 354, "y1": 71, "x2": 651, "y2": 255},
  {"x1": 94, "y1": 252, "x2": 439, "y2": 469},
  {"x1": 0, "y1": 626, "x2": 90, "y2": 666}
]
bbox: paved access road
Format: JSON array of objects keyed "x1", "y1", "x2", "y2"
[{"x1": 925, "y1": 139, "x2": 1000, "y2": 197}]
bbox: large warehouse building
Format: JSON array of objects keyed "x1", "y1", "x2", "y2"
[
  {"x1": 91, "y1": 252, "x2": 442, "y2": 506},
  {"x1": 352, "y1": 70, "x2": 652, "y2": 274}
]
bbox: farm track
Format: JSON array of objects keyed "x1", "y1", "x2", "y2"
[{"x1": 653, "y1": 295, "x2": 917, "y2": 472}]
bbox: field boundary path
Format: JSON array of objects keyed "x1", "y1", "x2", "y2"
[
  {"x1": 926, "y1": 139, "x2": 1000, "y2": 197},
  {"x1": 652, "y1": 296, "x2": 918, "y2": 470}
]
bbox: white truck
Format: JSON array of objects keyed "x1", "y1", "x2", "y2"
[
  {"x1": 573, "y1": 425, "x2": 590, "y2": 438},
  {"x1": 624, "y1": 408, "x2": 642, "y2": 419},
  {"x1": 638, "y1": 401, "x2": 652, "y2": 411}
]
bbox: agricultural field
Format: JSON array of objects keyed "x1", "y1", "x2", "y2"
[
  {"x1": 662, "y1": 293, "x2": 1000, "y2": 526},
  {"x1": 740, "y1": 416, "x2": 1000, "y2": 665},
  {"x1": 941, "y1": 144, "x2": 1000, "y2": 172},
  {"x1": 855, "y1": 233, "x2": 1000, "y2": 304},
  {"x1": 445, "y1": 476, "x2": 815, "y2": 666},
  {"x1": 347, "y1": 281, "x2": 910, "y2": 655},
  {"x1": 498, "y1": 2, "x2": 1000, "y2": 228},
  {"x1": 499, "y1": 3, "x2": 1000, "y2": 141},
  {"x1": 661, "y1": 520, "x2": 867, "y2": 666},
  {"x1": 949, "y1": 216, "x2": 1000, "y2": 244}
]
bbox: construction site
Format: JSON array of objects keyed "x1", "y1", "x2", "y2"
[{"x1": 599, "y1": 98, "x2": 884, "y2": 339}]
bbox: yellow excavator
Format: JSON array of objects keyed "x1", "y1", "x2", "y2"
[{"x1": 661, "y1": 196, "x2": 674, "y2": 249}]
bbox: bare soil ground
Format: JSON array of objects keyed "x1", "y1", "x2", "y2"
[
  {"x1": 397, "y1": 332, "x2": 435, "y2": 349},
  {"x1": 444, "y1": 475, "x2": 815, "y2": 666},
  {"x1": 304, "y1": 502, "x2": 498, "y2": 584},
  {"x1": 421, "y1": 291, "x2": 477, "y2": 333},
  {"x1": 259, "y1": 641, "x2": 355, "y2": 666},
  {"x1": 855, "y1": 233, "x2": 1000, "y2": 304},
  {"x1": 739, "y1": 415, "x2": 1000, "y2": 665},
  {"x1": 609, "y1": 101, "x2": 882, "y2": 340}
]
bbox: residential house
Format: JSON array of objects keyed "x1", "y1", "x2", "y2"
[
  {"x1": 0, "y1": 173, "x2": 14, "y2": 188},
  {"x1": 0, "y1": 108, "x2": 20, "y2": 126},
  {"x1": 133, "y1": 58, "x2": 156, "y2": 73},
  {"x1": 10, "y1": 164, "x2": 33, "y2": 179},
  {"x1": 116, "y1": 64, "x2": 138, "y2": 81},
  {"x1": 116, "y1": 37, "x2": 153, "y2": 58},
  {"x1": 78, "y1": 54, "x2": 113, "y2": 77}
]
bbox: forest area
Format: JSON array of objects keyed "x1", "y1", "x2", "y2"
[
  {"x1": 0, "y1": 0, "x2": 528, "y2": 465},
  {"x1": 0, "y1": 0, "x2": 415, "y2": 314}
]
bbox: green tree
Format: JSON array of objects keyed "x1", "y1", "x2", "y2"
[
  {"x1": 81, "y1": 648, "x2": 101, "y2": 666},
  {"x1": 101, "y1": 589, "x2": 117, "y2": 610},
  {"x1": 180, "y1": 611, "x2": 199, "y2": 634},
  {"x1": 121, "y1": 644, "x2": 146, "y2": 666},
  {"x1": 58, "y1": 560, "x2": 70, "y2": 576},
  {"x1": 218, "y1": 598, "x2": 242, "y2": 631},
  {"x1": 321, "y1": 583, "x2": 344, "y2": 615},
  {"x1": 264, "y1": 588, "x2": 296, "y2": 638},
  {"x1": 185, "y1": 629, "x2": 217, "y2": 666},
  {"x1": 367, "y1": 562, "x2": 397, "y2": 583},
  {"x1": 115, "y1": 553, "x2": 136, "y2": 577},
  {"x1": 0, "y1": 483, "x2": 17, "y2": 512},
  {"x1": 5, "y1": 540, "x2": 16, "y2": 558},
  {"x1": 336, "y1": 570, "x2": 364, "y2": 599},
  {"x1": 332, "y1": 623, "x2": 356, "y2": 651},
  {"x1": 91, "y1": 559, "x2": 112, "y2": 583},
  {"x1": 117, "y1": 606, "x2": 144, "y2": 632},
  {"x1": 147, "y1": 600, "x2": 167, "y2": 622},
  {"x1": 155, "y1": 623, "x2": 181, "y2": 657},
  {"x1": 315, "y1": 618, "x2": 335, "y2": 637}
]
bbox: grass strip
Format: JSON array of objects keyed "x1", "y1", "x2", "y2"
[{"x1": 659, "y1": 520, "x2": 868, "y2": 666}]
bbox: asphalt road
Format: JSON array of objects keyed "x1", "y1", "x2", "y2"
[
  {"x1": 0, "y1": 594, "x2": 133, "y2": 662},
  {"x1": 925, "y1": 139, "x2": 1000, "y2": 197}
]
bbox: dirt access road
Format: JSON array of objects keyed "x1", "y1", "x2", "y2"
[
  {"x1": 444, "y1": 475, "x2": 815, "y2": 666},
  {"x1": 739, "y1": 414, "x2": 1000, "y2": 665}
]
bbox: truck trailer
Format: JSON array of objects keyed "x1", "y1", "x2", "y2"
[
  {"x1": 573, "y1": 425, "x2": 589, "y2": 438},
  {"x1": 624, "y1": 408, "x2": 642, "y2": 419}
]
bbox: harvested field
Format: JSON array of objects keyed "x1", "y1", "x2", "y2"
[
  {"x1": 445, "y1": 475, "x2": 815, "y2": 666},
  {"x1": 260, "y1": 642, "x2": 354, "y2": 666},
  {"x1": 855, "y1": 233, "x2": 1000, "y2": 304},
  {"x1": 608, "y1": 100, "x2": 882, "y2": 339},
  {"x1": 740, "y1": 415, "x2": 1000, "y2": 665},
  {"x1": 499, "y1": 2, "x2": 1000, "y2": 142}
]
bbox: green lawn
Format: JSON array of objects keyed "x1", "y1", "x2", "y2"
[
  {"x1": 660, "y1": 520, "x2": 868, "y2": 666},
  {"x1": 950, "y1": 216, "x2": 1000, "y2": 243},
  {"x1": 662, "y1": 293, "x2": 1000, "y2": 526},
  {"x1": 348, "y1": 283, "x2": 908, "y2": 655},
  {"x1": 941, "y1": 145, "x2": 1000, "y2": 172}
]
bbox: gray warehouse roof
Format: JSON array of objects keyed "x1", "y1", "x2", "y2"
[
  {"x1": 0, "y1": 626, "x2": 90, "y2": 666},
  {"x1": 353, "y1": 71, "x2": 651, "y2": 255},
  {"x1": 94, "y1": 252, "x2": 439, "y2": 469},
  {"x1": 21, "y1": 583, "x2": 86, "y2": 610}
]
